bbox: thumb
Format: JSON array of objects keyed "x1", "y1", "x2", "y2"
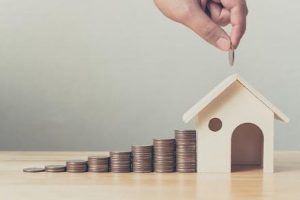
[{"x1": 182, "y1": 8, "x2": 231, "y2": 51}]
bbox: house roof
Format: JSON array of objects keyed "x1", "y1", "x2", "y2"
[{"x1": 182, "y1": 74, "x2": 289, "y2": 123}]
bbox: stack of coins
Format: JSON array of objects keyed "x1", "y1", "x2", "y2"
[
  {"x1": 153, "y1": 139, "x2": 175, "y2": 173},
  {"x1": 132, "y1": 145, "x2": 153, "y2": 173},
  {"x1": 45, "y1": 165, "x2": 66, "y2": 172},
  {"x1": 88, "y1": 156, "x2": 109, "y2": 172},
  {"x1": 175, "y1": 130, "x2": 197, "y2": 173},
  {"x1": 110, "y1": 152, "x2": 131, "y2": 173},
  {"x1": 66, "y1": 160, "x2": 87, "y2": 173}
]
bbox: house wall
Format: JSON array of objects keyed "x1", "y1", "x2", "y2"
[{"x1": 196, "y1": 81, "x2": 274, "y2": 173}]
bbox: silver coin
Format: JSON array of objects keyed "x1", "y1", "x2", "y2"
[
  {"x1": 23, "y1": 167, "x2": 45, "y2": 173},
  {"x1": 229, "y1": 43, "x2": 234, "y2": 67}
]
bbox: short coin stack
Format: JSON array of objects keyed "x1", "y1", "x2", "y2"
[
  {"x1": 45, "y1": 165, "x2": 66, "y2": 172},
  {"x1": 110, "y1": 152, "x2": 131, "y2": 173},
  {"x1": 175, "y1": 130, "x2": 197, "y2": 173},
  {"x1": 66, "y1": 160, "x2": 87, "y2": 173},
  {"x1": 153, "y1": 139, "x2": 175, "y2": 173},
  {"x1": 23, "y1": 167, "x2": 45, "y2": 173},
  {"x1": 88, "y1": 156, "x2": 110, "y2": 172},
  {"x1": 132, "y1": 145, "x2": 153, "y2": 173}
]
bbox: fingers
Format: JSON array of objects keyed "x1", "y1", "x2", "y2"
[
  {"x1": 153, "y1": 0, "x2": 236, "y2": 51},
  {"x1": 182, "y1": 7, "x2": 231, "y2": 51},
  {"x1": 229, "y1": 4, "x2": 247, "y2": 48},
  {"x1": 199, "y1": 0, "x2": 207, "y2": 10},
  {"x1": 221, "y1": 0, "x2": 248, "y2": 48},
  {"x1": 207, "y1": 1, "x2": 230, "y2": 27}
]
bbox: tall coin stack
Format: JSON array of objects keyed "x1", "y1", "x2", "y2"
[
  {"x1": 110, "y1": 152, "x2": 131, "y2": 173},
  {"x1": 175, "y1": 130, "x2": 197, "y2": 173},
  {"x1": 132, "y1": 145, "x2": 153, "y2": 173},
  {"x1": 66, "y1": 160, "x2": 87, "y2": 173},
  {"x1": 153, "y1": 139, "x2": 175, "y2": 173},
  {"x1": 88, "y1": 156, "x2": 109, "y2": 172}
]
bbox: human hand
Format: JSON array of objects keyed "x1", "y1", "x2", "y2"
[{"x1": 153, "y1": 0, "x2": 248, "y2": 51}]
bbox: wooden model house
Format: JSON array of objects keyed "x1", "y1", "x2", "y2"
[{"x1": 182, "y1": 74, "x2": 289, "y2": 173}]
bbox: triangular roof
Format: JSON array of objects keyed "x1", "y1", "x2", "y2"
[{"x1": 182, "y1": 74, "x2": 289, "y2": 123}]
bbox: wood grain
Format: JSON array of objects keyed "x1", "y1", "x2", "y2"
[{"x1": 0, "y1": 151, "x2": 299, "y2": 200}]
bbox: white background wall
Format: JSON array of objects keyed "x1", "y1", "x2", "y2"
[{"x1": 0, "y1": 0, "x2": 299, "y2": 150}]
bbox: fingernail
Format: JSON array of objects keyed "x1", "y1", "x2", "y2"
[{"x1": 216, "y1": 38, "x2": 231, "y2": 51}]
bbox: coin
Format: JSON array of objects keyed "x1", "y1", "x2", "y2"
[
  {"x1": 229, "y1": 42, "x2": 234, "y2": 67},
  {"x1": 67, "y1": 170, "x2": 87, "y2": 173},
  {"x1": 45, "y1": 165, "x2": 65, "y2": 169},
  {"x1": 23, "y1": 167, "x2": 45, "y2": 173},
  {"x1": 88, "y1": 160, "x2": 109, "y2": 165},
  {"x1": 133, "y1": 170, "x2": 152, "y2": 173},
  {"x1": 88, "y1": 169, "x2": 109, "y2": 172},
  {"x1": 88, "y1": 156, "x2": 109, "y2": 163},
  {"x1": 88, "y1": 166, "x2": 109, "y2": 170},
  {"x1": 110, "y1": 169, "x2": 130, "y2": 173},
  {"x1": 176, "y1": 168, "x2": 197, "y2": 173},
  {"x1": 154, "y1": 168, "x2": 175, "y2": 173},
  {"x1": 153, "y1": 139, "x2": 175, "y2": 145},
  {"x1": 175, "y1": 130, "x2": 196, "y2": 134},
  {"x1": 66, "y1": 166, "x2": 87, "y2": 169},
  {"x1": 132, "y1": 145, "x2": 153, "y2": 152},
  {"x1": 45, "y1": 165, "x2": 66, "y2": 172}
]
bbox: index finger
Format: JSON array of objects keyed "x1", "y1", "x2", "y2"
[{"x1": 221, "y1": 0, "x2": 248, "y2": 48}]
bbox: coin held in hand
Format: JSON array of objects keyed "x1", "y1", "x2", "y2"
[{"x1": 229, "y1": 43, "x2": 234, "y2": 67}]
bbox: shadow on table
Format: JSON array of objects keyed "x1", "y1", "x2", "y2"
[
  {"x1": 231, "y1": 165, "x2": 262, "y2": 173},
  {"x1": 274, "y1": 162, "x2": 300, "y2": 173}
]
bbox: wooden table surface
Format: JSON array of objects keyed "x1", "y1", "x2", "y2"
[{"x1": 0, "y1": 151, "x2": 299, "y2": 200}]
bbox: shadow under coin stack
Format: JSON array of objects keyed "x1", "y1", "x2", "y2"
[
  {"x1": 153, "y1": 139, "x2": 175, "y2": 173},
  {"x1": 45, "y1": 165, "x2": 66, "y2": 172},
  {"x1": 88, "y1": 156, "x2": 110, "y2": 172},
  {"x1": 132, "y1": 145, "x2": 153, "y2": 173},
  {"x1": 66, "y1": 160, "x2": 87, "y2": 173},
  {"x1": 110, "y1": 152, "x2": 131, "y2": 173},
  {"x1": 175, "y1": 130, "x2": 197, "y2": 173}
]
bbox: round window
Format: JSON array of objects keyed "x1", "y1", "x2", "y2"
[{"x1": 208, "y1": 118, "x2": 222, "y2": 132}]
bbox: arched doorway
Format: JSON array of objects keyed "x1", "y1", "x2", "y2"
[{"x1": 231, "y1": 123, "x2": 264, "y2": 172}]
